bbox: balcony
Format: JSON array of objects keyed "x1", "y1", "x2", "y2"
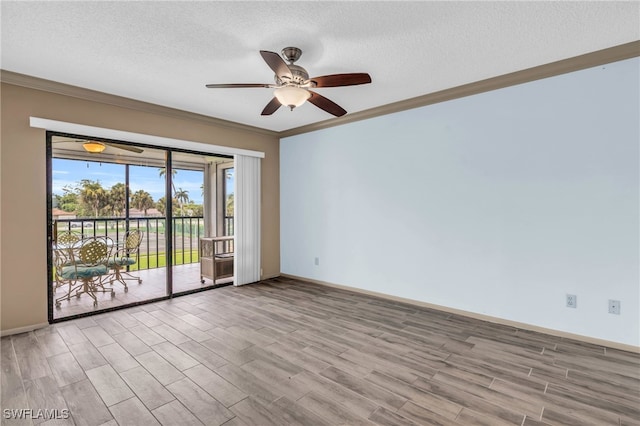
[
  {"x1": 52, "y1": 216, "x2": 234, "y2": 319},
  {"x1": 54, "y1": 216, "x2": 234, "y2": 268}
]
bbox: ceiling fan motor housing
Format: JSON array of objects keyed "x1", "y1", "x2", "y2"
[
  {"x1": 274, "y1": 47, "x2": 311, "y2": 86},
  {"x1": 276, "y1": 64, "x2": 309, "y2": 86}
]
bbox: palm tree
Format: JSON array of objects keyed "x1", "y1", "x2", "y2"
[
  {"x1": 131, "y1": 190, "x2": 154, "y2": 216},
  {"x1": 158, "y1": 167, "x2": 177, "y2": 195},
  {"x1": 156, "y1": 196, "x2": 166, "y2": 215},
  {"x1": 174, "y1": 188, "x2": 190, "y2": 216},
  {"x1": 78, "y1": 179, "x2": 107, "y2": 217},
  {"x1": 108, "y1": 183, "x2": 126, "y2": 216}
]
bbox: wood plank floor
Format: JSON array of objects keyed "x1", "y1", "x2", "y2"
[{"x1": 3, "y1": 276, "x2": 639, "y2": 425}]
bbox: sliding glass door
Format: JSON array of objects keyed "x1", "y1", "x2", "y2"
[{"x1": 48, "y1": 133, "x2": 234, "y2": 321}]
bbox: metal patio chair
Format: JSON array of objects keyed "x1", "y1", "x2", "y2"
[
  {"x1": 108, "y1": 230, "x2": 143, "y2": 292},
  {"x1": 53, "y1": 236, "x2": 115, "y2": 308}
]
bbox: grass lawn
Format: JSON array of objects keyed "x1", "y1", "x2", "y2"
[{"x1": 132, "y1": 250, "x2": 199, "y2": 270}]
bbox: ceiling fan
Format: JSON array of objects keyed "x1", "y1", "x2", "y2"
[
  {"x1": 206, "y1": 47, "x2": 372, "y2": 117},
  {"x1": 53, "y1": 138, "x2": 144, "y2": 154}
]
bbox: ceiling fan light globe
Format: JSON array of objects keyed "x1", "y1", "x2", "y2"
[
  {"x1": 83, "y1": 141, "x2": 106, "y2": 153},
  {"x1": 274, "y1": 86, "x2": 310, "y2": 109}
]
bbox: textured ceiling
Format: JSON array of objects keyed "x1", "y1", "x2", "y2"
[{"x1": 2, "y1": 1, "x2": 639, "y2": 133}]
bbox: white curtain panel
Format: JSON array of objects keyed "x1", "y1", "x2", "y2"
[{"x1": 234, "y1": 154, "x2": 261, "y2": 286}]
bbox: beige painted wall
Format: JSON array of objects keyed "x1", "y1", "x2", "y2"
[{"x1": 0, "y1": 83, "x2": 280, "y2": 332}]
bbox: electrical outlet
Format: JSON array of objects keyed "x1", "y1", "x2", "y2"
[
  {"x1": 314, "y1": 257, "x2": 319, "y2": 266},
  {"x1": 566, "y1": 294, "x2": 577, "y2": 308},
  {"x1": 608, "y1": 300, "x2": 621, "y2": 315}
]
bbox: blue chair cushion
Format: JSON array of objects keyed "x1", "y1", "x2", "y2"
[
  {"x1": 109, "y1": 257, "x2": 136, "y2": 267},
  {"x1": 60, "y1": 264, "x2": 108, "y2": 280}
]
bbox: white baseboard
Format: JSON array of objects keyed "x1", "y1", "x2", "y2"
[
  {"x1": 1, "y1": 322, "x2": 50, "y2": 337},
  {"x1": 279, "y1": 274, "x2": 640, "y2": 354}
]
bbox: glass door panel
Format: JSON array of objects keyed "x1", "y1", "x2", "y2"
[
  {"x1": 171, "y1": 152, "x2": 233, "y2": 294},
  {"x1": 50, "y1": 138, "x2": 168, "y2": 319}
]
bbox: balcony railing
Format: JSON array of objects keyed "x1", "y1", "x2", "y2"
[{"x1": 53, "y1": 216, "x2": 234, "y2": 270}]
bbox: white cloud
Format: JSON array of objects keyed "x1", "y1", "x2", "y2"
[{"x1": 52, "y1": 179, "x2": 78, "y2": 194}]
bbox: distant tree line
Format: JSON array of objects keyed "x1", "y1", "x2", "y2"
[{"x1": 53, "y1": 179, "x2": 203, "y2": 217}]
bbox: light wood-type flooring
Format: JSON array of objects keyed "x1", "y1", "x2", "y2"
[{"x1": 3, "y1": 276, "x2": 639, "y2": 425}]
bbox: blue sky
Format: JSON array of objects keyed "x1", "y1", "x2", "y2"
[{"x1": 52, "y1": 158, "x2": 210, "y2": 204}]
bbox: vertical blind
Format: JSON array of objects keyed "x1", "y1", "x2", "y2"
[{"x1": 234, "y1": 154, "x2": 261, "y2": 285}]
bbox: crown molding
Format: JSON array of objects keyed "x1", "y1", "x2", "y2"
[
  {"x1": 280, "y1": 40, "x2": 640, "y2": 138},
  {"x1": 3, "y1": 41, "x2": 638, "y2": 140},
  {"x1": 0, "y1": 69, "x2": 278, "y2": 138}
]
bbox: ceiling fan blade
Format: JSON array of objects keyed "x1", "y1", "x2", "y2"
[
  {"x1": 310, "y1": 73, "x2": 372, "y2": 88},
  {"x1": 260, "y1": 50, "x2": 292, "y2": 79},
  {"x1": 308, "y1": 91, "x2": 347, "y2": 117},
  {"x1": 261, "y1": 97, "x2": 282, "y2": 116},
  {"x1": 205, "y1": 83, "x2": 271, "y2": 89},
  {"x1": 104, "y1": 142, "x2": 144, "y2": 154}
]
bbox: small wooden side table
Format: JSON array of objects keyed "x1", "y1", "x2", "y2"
[{"x1": 199, "y1": 236, "x2": 234, "y2": 284}]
